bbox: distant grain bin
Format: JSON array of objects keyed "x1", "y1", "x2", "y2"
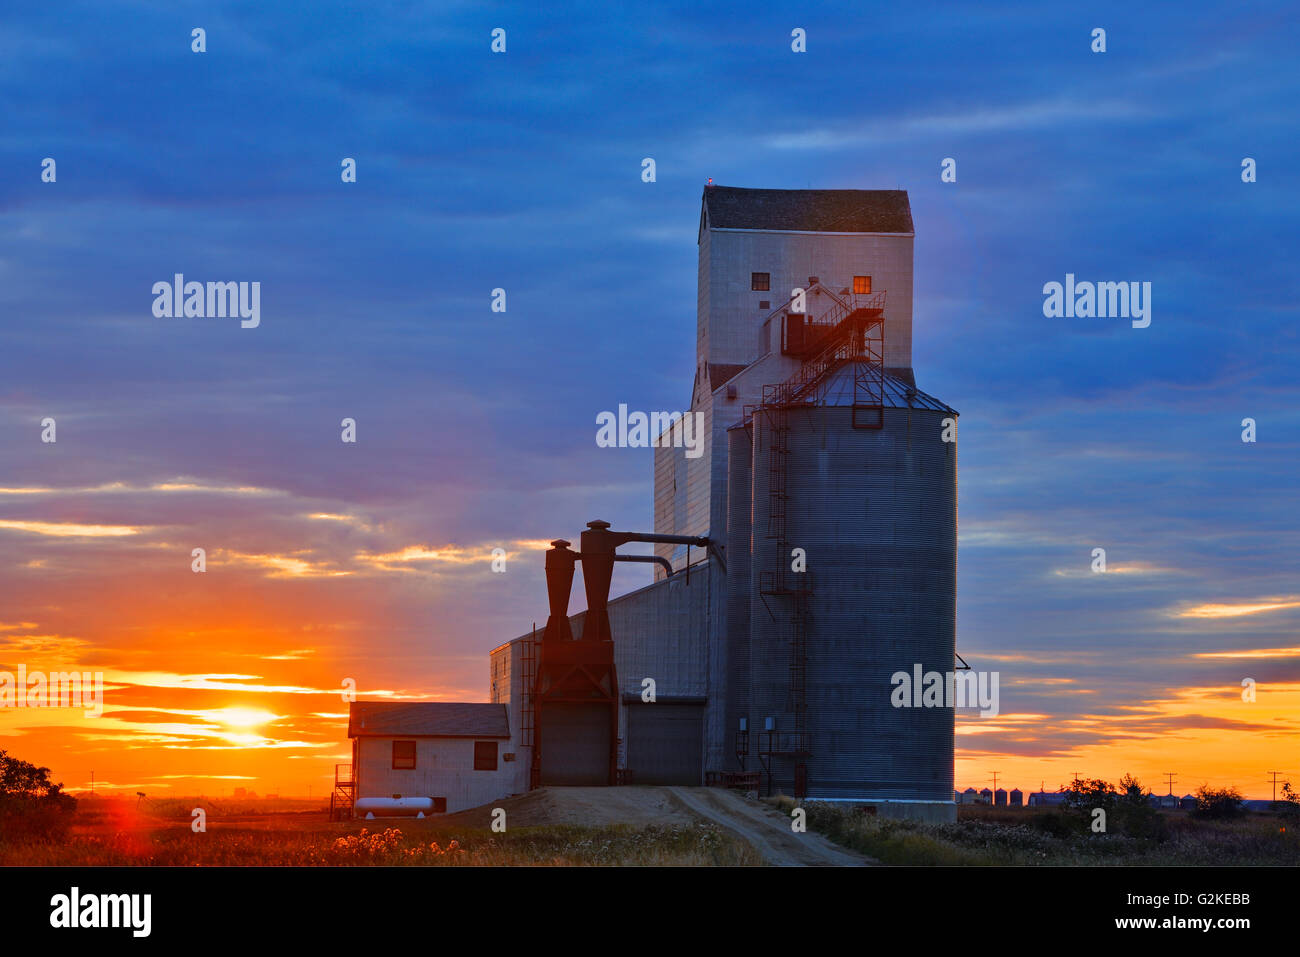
[
  {"x1": 1009, "y1": 788, "x2": 1024, "y2": 807},
  {"x1": 995, "y1": 788, "x2": 1008, "y2": 807},
  {"x1": 979, "y1": 788, "x2": 993, "y2": 805}
]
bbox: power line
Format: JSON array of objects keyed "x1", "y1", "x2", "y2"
[
  {"x1": 1163, "y1": 771, "x2": 1177, "y2": 796},
  {"x1": 1267, "y1": 771, "x2": 1286, "y2": 803}
]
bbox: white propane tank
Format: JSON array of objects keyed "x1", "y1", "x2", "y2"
[{"x1": 354, "y1": 797, "x2": 436, "y2": 817}]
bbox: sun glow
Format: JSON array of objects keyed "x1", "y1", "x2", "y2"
[{"x1": 206, "y1": 707, "x2": 278, "y2": 729}]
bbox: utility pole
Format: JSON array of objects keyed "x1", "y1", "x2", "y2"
[
  {"x1": 1267, "y1": 771, "x2": 1284, "y2": 803},
  {"x1": 990, "y1": 771, "x2": 1000, "y2": 792},
  {"x1": 1163, "y1": 771, "x2": 1177, "y2": 796},
  {"x1": 1071, "y1": 770, "x2": 1082, "y2": 783}
]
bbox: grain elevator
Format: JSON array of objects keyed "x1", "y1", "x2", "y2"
[{"x1": 488, "y1": 185, "x2": 958, "y2": 822}]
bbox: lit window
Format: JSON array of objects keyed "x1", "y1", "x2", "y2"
[
  {"x1": 853, "y1": 275, "x2": 872, "y2": 294},
  {"x1": 751, "y1": 272, "x2": 770, "y2": 291},
  {"x1": 474, "y1": 741, "x2": 499, "y2": 771},
  {"x1": 392, "y1": 740, "x2": 417, "y2": 770}
]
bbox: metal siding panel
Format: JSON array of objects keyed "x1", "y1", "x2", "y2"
[
  {"x1": 539, "y1": 704, "x2": 610, "y2": 786},
  {"x1": 595, "y1": 568, "x2": 710, "y2": 702},
  {"x1": 626, "y1": 703, "x2": 705, "y2": 785},
  {"x1": 724, "y1": 424, "x2": 753, "y2": 771}
]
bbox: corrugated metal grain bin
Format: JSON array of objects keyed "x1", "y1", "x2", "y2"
[{"x1": 743, "y1": 364, "x2": 957, "y2": 810}]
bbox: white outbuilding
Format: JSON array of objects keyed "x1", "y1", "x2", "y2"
[{"x1": 344, "y1": 701, "x2": 517, "y2": 816}]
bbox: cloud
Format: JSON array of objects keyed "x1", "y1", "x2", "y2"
[
  {"x1": 764, "y1": 98, "x2": 1149, "y2": 150},
  {"x1": 0, "y1": 519, "x2": 145, "y2": 537},
  {"x1": 213, "y1": 550, "x2": 352, "y2": 579},
  {"x1": 1174, "y1": 598, "x2": 1300, "y2": 619},
  {"x1": 1194, "y1": 647, "x2": 1300, "y2": 660}
]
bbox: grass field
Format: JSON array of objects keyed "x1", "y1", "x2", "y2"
[
  {"x1": 771, "y1": 797, "x2": 1300, "y2": 865},
  {"x1": 0, "y1": 795, "x2": 762, "y2": 866},
  {"x1": 5, "y1": 793, "x2": 1297, "y2": 866}
]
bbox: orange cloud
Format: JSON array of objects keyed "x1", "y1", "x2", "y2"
[
  {"x1": 1175, "y1": 597, "x2": 1300, "y2": 618},
  {"x1": 1194, "y1": 647, "x2": 1300, "y2": 659},
  {"x1": 0, "y1": 519, "x2": 144, "y2": 537}
]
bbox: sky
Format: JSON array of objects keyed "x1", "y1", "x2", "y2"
[{"x1": 1, "y1": 1, "x2": 1297, "y2": 800}]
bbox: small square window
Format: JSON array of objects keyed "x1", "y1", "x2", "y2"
[
  {"x1": 392, "y1": 740, "x2": 416, "y2": 770},
  {"x1": 751, "y1": 272, "x2": 770, "y2": 291},
  {"x1": 853, "y1": 275, "x2": 872, "y2": 294},
  {"x1": 758, "y1": 300, "x2": 770, "y2": 310},
  {"x1": 474, "y1": 740, "x2": 498, "y2": 771}
]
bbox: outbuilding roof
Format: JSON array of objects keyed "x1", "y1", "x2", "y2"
[
  {"x1": 348, "y1": 701, "x2": 510, "y2": 738},
  {"x1": 703, "y1": 186, "x2": 913, "y2": 234}
]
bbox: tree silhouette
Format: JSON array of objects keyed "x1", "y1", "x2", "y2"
[{"x1": 0, "y1": 749, "x2": 77, "y2": 842}]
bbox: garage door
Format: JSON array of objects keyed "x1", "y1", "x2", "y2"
[
  {"x1": 539, "y1": 703, "x2": 611, "y2": 786},
  {"x1": 626, "y1": 703, "x2": 704, "y2": 785}
]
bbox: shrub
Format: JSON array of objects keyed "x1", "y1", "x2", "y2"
[
  {"x1": 1191, "y1": 784, "x2": 1244, "y2": 821},
  {"x1": 1272, "y1": 782, "x2": 1300, "y2": 826},
  {"x1": 1031, "y1": 811, "x2": 1076, "y2": 839},
  {"x1": 1113, "y1": 774, "x2": 1167, "y2": 841},
  {"x1": 1060, "y1": 777, "x2": 1118, "y2": 813}
]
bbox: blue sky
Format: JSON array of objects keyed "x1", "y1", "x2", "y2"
[{"x1": 0, "y1": 1, "x2": 1297, "y2": 795}]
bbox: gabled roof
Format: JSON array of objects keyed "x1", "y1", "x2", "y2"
[
  {"x1": 348, "y1": 701, "x2": 510, "y2": 738},
  {"x1": 703, "y1": 186, "x2": 913, "y2": 234}
]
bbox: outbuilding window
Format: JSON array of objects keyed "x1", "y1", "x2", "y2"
[
  {"x1": 853, "y1": 275, "x2": 872, "y2": 294},
  {"x1": 392, "y1": 740, "x2": 417, "y2": 770},
  {"x1": 473, "y1": 741, "x2": 498, "y2": 771},
  {"x1": 751, "y1": 272, "x2": 770, "y2": 291}
]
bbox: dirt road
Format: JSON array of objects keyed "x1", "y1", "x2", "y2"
[
  {"x1": 442, "y1": 785, "x2": 698, "y2": 829},
  {"x1": 666, "y1": 787, "x2": 871, "y2": 866},
  {"x1": 444, "y1": 785, "x2": 870, "y2": 865}
]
